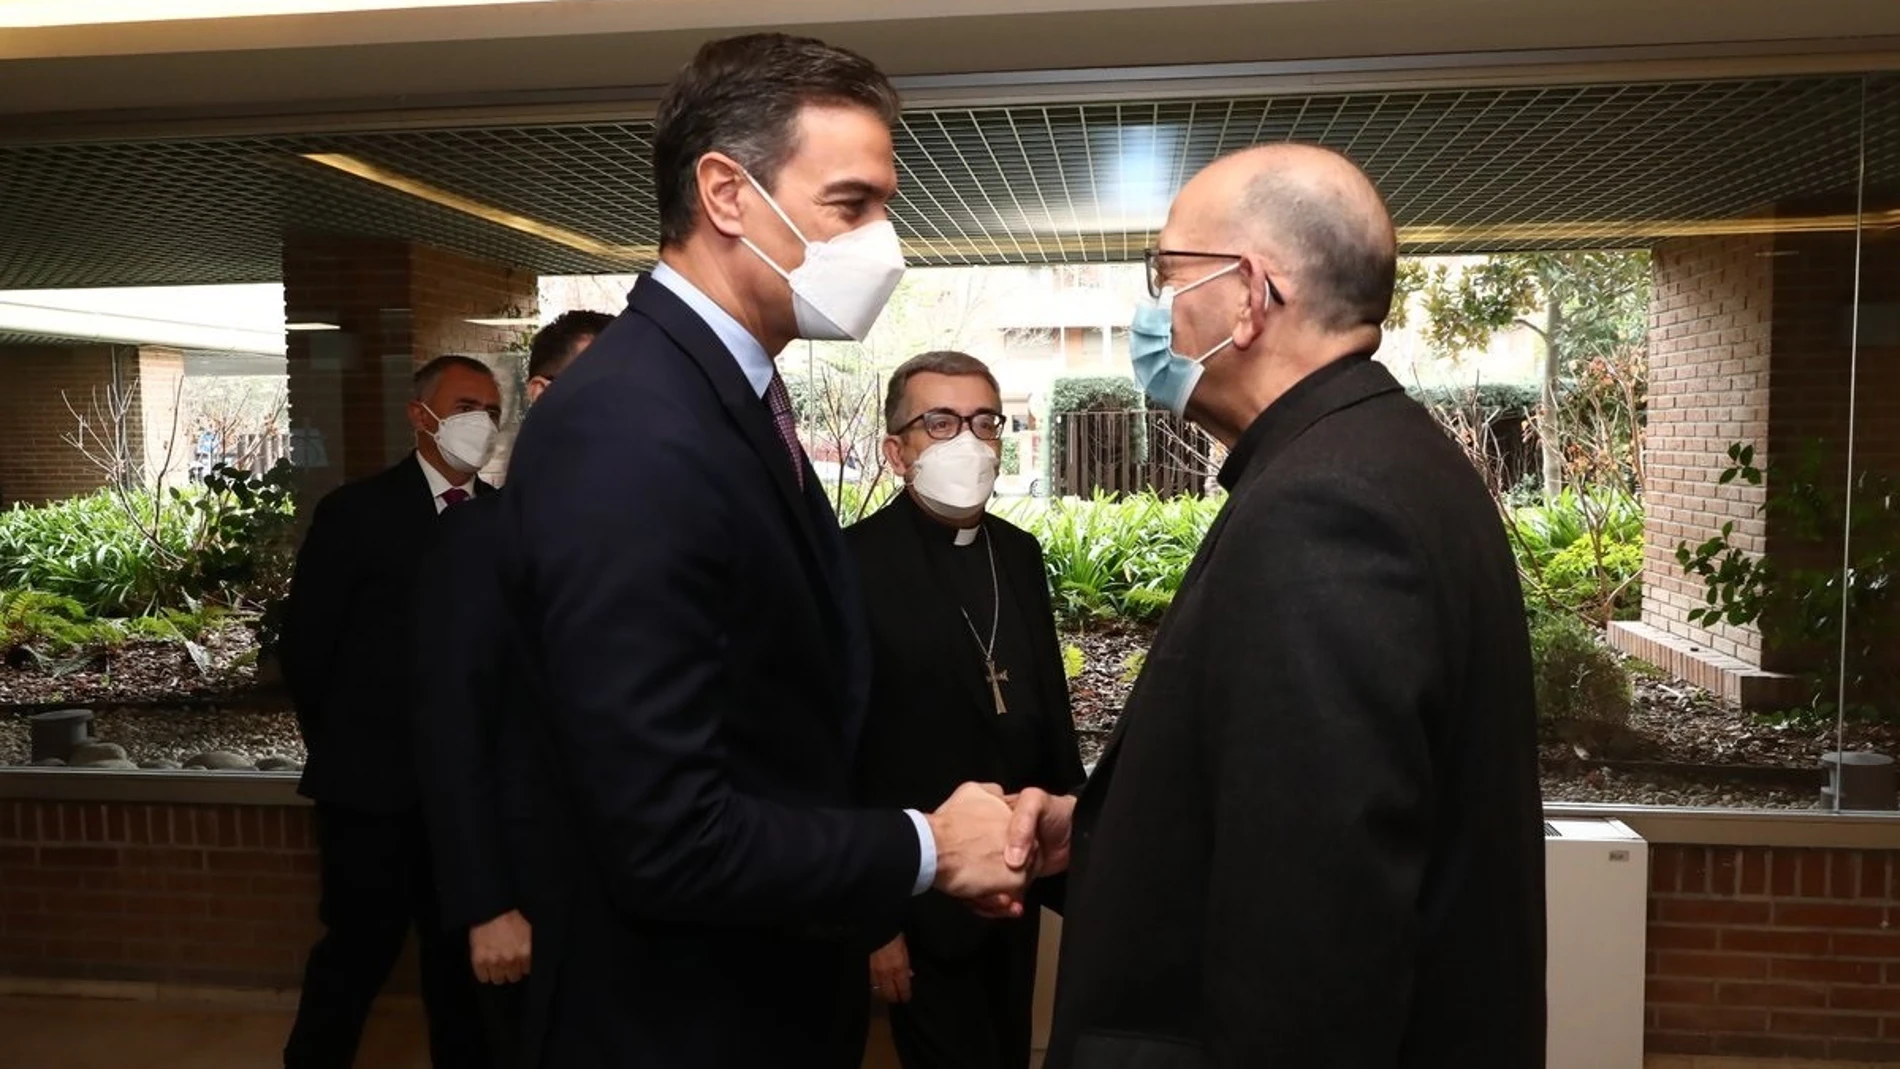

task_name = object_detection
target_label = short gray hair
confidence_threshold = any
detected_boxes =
[883,351,1002,432]
[412,354,498,402]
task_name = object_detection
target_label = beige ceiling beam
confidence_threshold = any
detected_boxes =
[2,0,1899,142]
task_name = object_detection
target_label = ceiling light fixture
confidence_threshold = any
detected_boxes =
[300,153,647,261]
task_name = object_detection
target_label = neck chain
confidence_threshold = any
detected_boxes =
[956,523,1009,715]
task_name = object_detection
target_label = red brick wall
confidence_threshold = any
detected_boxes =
[0,798,324,990]
[1648,844,1900,1062]
[1642,236,1775,665]
[134,346,194,495]
[282,234,534,506]
[7,798,1900,1061]
[0,344,132,506]
[1642,223,1900,683]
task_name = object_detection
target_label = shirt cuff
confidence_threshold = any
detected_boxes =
[905,809,937,896]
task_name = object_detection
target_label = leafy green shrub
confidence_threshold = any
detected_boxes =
[1061,644,1085,680]
[1000,437,1021,477]
[1044,376,1147,496]
[1120,649,1147,684]
[1530,614,1632,728]
[121,605,222,644]
[827,478,902,527]
[0,490,190,616]
[1677,441,1900,723]
[1543,537,1643,620]
[0,462,296,625]
[1509,488,1644,625]
[0,589,124,654]
[1001,492,1219,624]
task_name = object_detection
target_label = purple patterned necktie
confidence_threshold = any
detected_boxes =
[764,372,806,490]
[439,487,470,508]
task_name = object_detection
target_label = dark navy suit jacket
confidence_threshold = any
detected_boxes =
[495,275,919,1067]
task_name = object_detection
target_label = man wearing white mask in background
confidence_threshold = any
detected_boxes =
[848,351,1086,1069]
[282,354,501,1069]
[495,35,1035,1069]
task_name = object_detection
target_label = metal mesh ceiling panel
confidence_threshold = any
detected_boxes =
[0,73,1894,289]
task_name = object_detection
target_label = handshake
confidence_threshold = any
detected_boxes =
[924,783,1078,916]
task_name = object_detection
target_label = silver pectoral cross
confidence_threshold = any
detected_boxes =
[985,659,1009,715]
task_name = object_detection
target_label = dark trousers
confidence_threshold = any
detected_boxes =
[889,919,1039,1069]
[284,804,487,1069]
[477,979,526,1069]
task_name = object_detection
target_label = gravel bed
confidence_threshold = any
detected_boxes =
[1059,623,1883,810]
[0,707,303,769]
[0,622,261,706]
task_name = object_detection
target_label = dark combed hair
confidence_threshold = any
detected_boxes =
[883,350,1001,432]
[652,33,900,248]
[528,310,614,380]
[1240,166,1397,332]
[412,354,497,401]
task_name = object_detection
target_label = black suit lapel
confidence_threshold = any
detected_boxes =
[628,276,836,585]
[627,274,857,696]
[396,453,440,530]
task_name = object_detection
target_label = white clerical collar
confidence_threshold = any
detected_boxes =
[953,525,981,547]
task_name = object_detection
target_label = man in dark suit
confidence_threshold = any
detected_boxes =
[414,311,611,1069]
[281,354,503,1069]
[849,350,1086,1069]
[1008,145,1548,1068]
[494,34,1032,1069]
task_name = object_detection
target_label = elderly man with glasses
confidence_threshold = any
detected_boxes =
[846,350,1086,1069]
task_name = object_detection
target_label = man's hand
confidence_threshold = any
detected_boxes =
[1008,789,1077,877]
[927,782,1028,909]
[869,934,913,1004]
[469,909,532,984]
[961,789,1080,919]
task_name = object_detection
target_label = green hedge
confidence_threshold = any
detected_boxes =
[1406,382,1540,418]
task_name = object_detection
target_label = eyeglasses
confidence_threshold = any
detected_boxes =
[895,408,1006,441]
[1144,247,1242,299]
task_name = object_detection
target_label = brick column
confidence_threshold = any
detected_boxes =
[1637,235,1775,669]
[134,346,192,496]
[282,235,535,507]
[0,343,201,507]
[1616,215,1900,705]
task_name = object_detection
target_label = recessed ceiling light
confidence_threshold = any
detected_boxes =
[285,322,341,331]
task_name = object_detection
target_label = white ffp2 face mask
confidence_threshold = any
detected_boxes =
[424,407,498,474]
[739,170,907,342]
[909,431,999,521]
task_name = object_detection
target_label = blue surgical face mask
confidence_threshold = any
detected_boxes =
[1129,262,1239,419]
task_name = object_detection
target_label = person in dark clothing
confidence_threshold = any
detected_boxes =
[848,351,1085,1069]
[1008,144,1548,1069]
[488,33,1031,1069]
[414,311,611,1069]
[280,354,504,1069]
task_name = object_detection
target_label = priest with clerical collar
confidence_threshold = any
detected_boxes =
[846,350,1086,1069]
